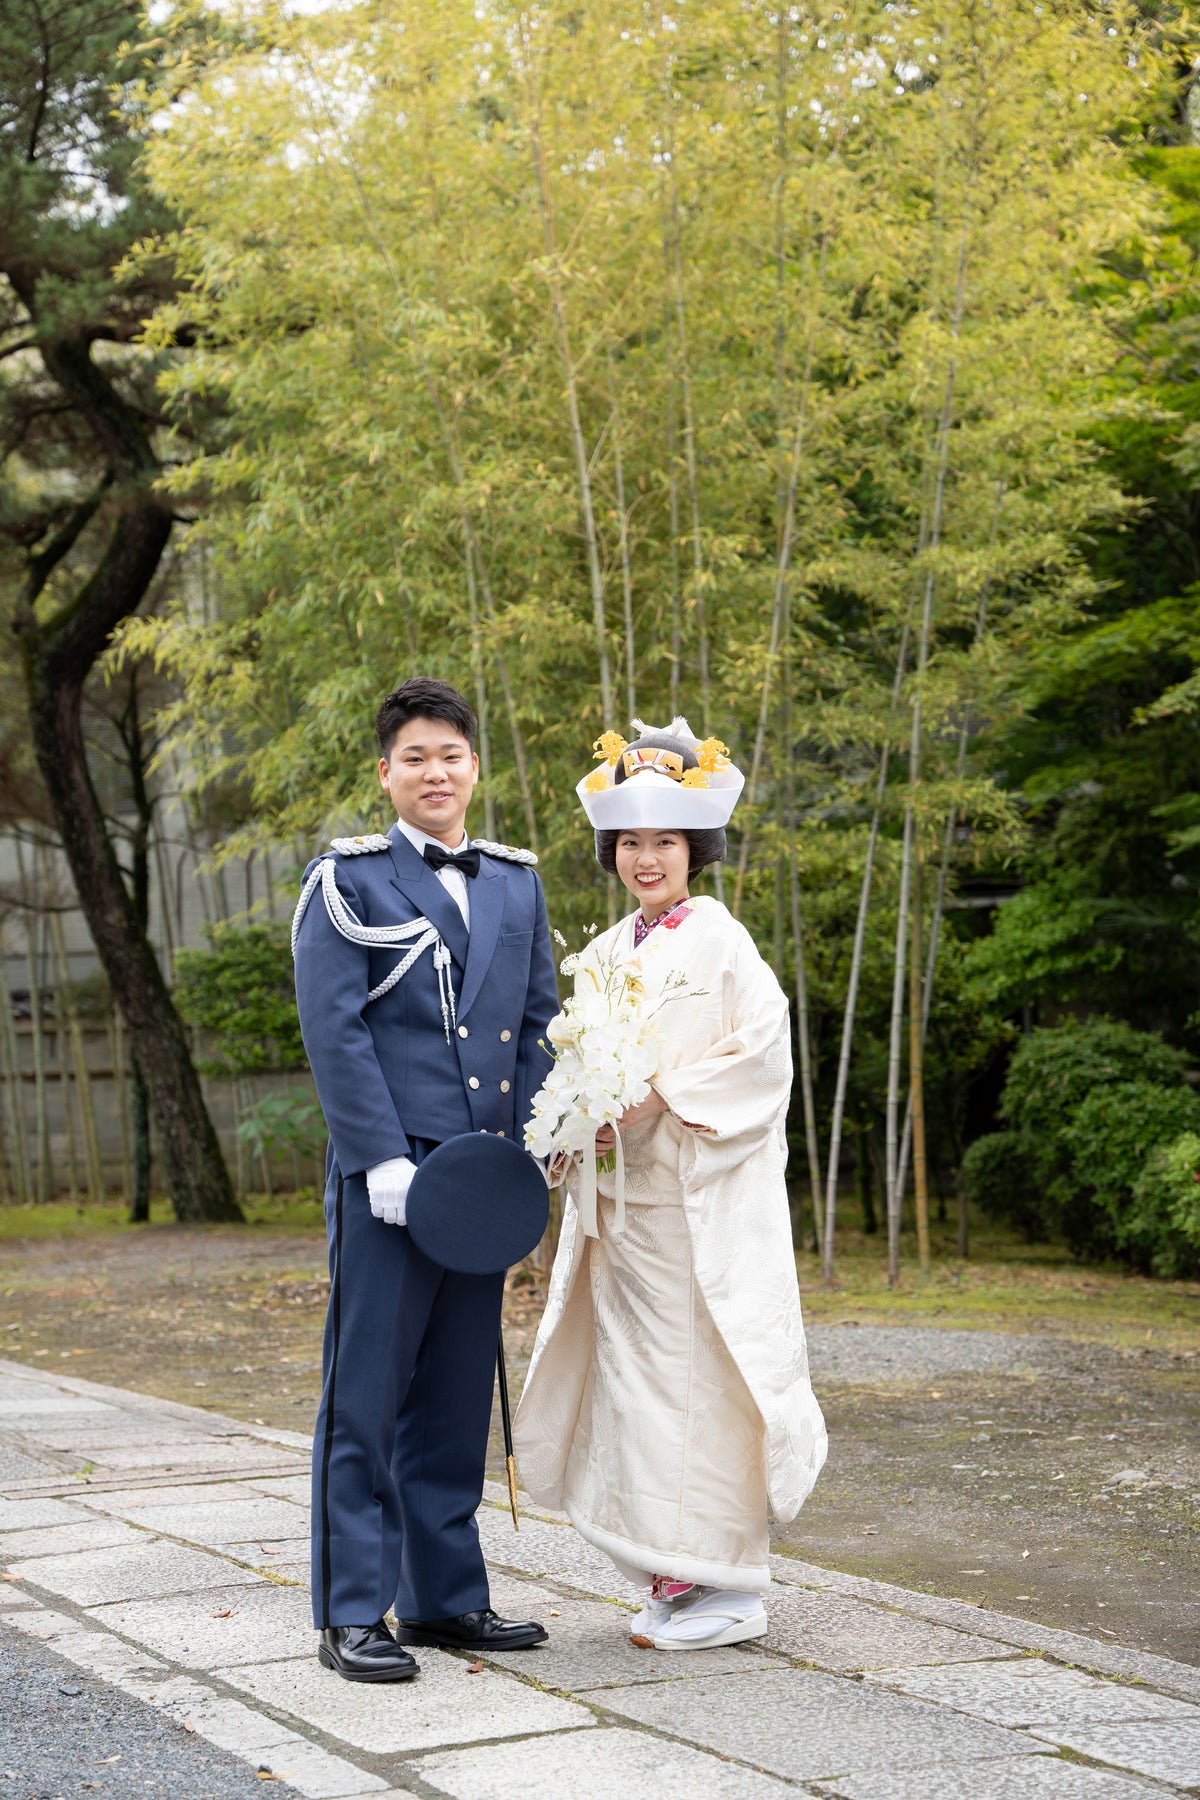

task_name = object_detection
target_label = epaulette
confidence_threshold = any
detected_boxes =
[474,838,539,867]
[329,833,392,856]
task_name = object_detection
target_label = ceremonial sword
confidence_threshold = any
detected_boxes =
[496,1332,520,1530]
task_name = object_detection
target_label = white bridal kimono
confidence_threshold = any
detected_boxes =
[514,896,827,1592]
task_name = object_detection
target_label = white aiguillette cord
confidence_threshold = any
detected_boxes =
[579,1124,625,1240]
[292,858,458,1041]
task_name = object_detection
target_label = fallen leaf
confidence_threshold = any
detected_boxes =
[1,1573,22,1583]
[860,1526,878,1536]
[258,1546,280,1555]
[182,1719,196,1733]
[548,1609,561,1617]
[629,1634,654,1649]
[466,1660,484,1674]
[212,1608,238,1618]
[97,1756,121,1765]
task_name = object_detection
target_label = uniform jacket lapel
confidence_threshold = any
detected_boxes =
[385,825,470,969]
[457,854,502,1023]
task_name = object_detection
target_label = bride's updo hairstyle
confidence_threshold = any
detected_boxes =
[593,730,727,877]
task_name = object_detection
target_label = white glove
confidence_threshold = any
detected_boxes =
[366,1155,417,1226]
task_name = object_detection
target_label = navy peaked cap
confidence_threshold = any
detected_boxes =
[405,1133,549,1275]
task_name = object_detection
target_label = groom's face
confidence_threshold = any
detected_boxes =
[379,716,479,846]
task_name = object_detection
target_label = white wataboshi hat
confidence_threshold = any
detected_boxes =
[576,716,745,830]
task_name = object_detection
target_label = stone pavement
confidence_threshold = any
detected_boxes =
[1,1357,1198,1800]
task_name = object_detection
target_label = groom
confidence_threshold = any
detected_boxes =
[293,676,559,1681]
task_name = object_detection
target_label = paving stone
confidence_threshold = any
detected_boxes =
[0,1496,91,1530]
[1026,1720,1200,1786]
[765,1587,1013,1673]
[81,1479,268,1514]
[7,1538,262,1605]
[3,1601,78,1642]
[484,1572,778,1689]
[770,1559,1200,1708]
[812,1756,1164,1798]
[58,1438,293,1472]
[224,1650,595,1754]
[0,1439,59,1479]
[476,1507,638,1599]
[40,1623,171,1683]
[600,1668,1043,1784]
[418,1723,801,1798]
[0,1518,145,1559]
[867,1660,1200,1727]
[233,1743,387,1798]
[0,1582,37,1608]
[248,1475,313,1505]
[104,1495,309,1547]
[152,1693,302,1753]
[91,1580,313,1668]
[0,1396,122,1418]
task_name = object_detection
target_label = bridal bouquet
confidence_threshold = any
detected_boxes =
[525,939,700,1235]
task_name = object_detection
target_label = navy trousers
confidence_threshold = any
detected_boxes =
[310,1141,505,1628]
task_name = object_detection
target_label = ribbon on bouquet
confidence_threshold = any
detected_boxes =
[579,1124,626,1240]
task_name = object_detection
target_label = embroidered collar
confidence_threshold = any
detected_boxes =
[633,899,693,947]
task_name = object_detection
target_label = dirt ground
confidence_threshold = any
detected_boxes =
[2,1221,1197,1666]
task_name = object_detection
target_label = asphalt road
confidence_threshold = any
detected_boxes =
[0,1619,300,1800]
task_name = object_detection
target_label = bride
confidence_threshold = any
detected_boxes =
[514,718,826,1652]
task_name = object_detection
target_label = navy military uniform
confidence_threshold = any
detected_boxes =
[292,822,557,1629]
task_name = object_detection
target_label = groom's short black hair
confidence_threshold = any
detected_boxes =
[376,678,477,759]
[593,728,726,877]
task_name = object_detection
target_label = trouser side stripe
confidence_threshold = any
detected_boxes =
[320,1175,344,1623]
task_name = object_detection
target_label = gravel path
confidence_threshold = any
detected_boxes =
[0,1619,300,1800]
[806,1323,1041,1383]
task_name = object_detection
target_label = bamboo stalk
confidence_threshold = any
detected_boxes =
[464,545,498,842]
[664,124,709,736]
[607,350,638,724]
[49,901,105,1204]
[884,803,913,1285]
[523,55,614,729]
[300,57,541,850]
[109,1005,132,1201]
[0,928,31,1204]
[732,231,831,918]
[821,613,911,1282]
[909,835,930,1275]
[14,838,50,1203]
[885,222,970,1271]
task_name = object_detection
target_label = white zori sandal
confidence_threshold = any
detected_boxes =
[649,1586,768,1651]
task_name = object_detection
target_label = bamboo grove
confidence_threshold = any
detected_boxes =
[107,0,1192,1273]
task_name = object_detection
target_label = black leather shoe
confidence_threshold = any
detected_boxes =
[318,1621,420,1682]
[397,1607,548,1651]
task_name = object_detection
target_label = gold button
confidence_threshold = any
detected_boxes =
[500,1029,512,1043]
[458,1025,469,1038]
[500,1080,510,1093]
[468,1076,480,1090]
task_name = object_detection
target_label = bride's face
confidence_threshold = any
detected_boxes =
[614,829,691,917]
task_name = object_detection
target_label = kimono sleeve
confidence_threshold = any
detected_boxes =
[653,930,792,1152]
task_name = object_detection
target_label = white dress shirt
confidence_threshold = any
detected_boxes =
[393,816,471,929]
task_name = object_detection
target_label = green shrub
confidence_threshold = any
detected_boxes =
[1129,1130,1200,1277]
[175,922,306,1077]
[1065,1080,1200,1267]
[1000,1018,1187,1142]
[961,1132,1049,1241]
[962,1018,1197,1266]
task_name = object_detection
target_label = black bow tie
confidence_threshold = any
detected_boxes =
[424,842,480,879]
